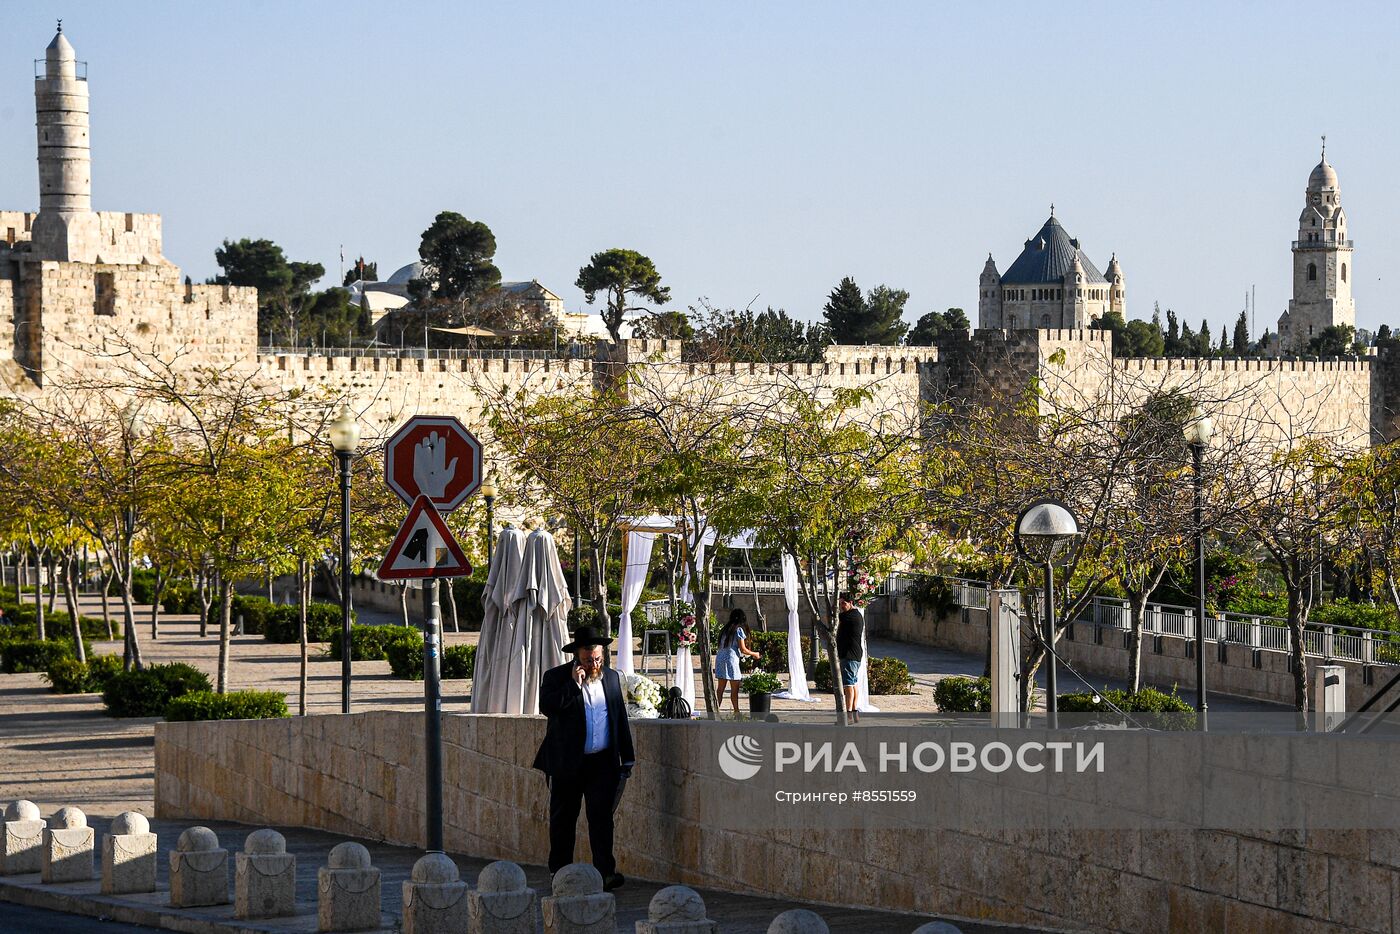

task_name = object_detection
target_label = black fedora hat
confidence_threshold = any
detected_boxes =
[562,625,613,653]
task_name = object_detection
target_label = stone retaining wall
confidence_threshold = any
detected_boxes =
[156,712,1400,932]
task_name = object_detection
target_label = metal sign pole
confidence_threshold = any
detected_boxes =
[422,578,444,852]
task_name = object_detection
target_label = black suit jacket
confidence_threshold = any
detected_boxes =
[532,663,635,779]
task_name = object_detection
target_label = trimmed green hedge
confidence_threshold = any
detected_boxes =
[102,662,212,718]
[231,595,274,635]
[812,656,915,695]
[384,636,475,680]
[164,690,288,721]
[1,639,91,674]
[0,611,114,643]
[743,631,811,674]
[44,654,123,694]
[328,624,417,661]
[1057,686,1196,729]
[934,675,991,712]
[262,602,344,644]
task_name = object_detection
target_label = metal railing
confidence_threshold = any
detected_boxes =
[917,574,1400,666]
[1292,239,1354,250]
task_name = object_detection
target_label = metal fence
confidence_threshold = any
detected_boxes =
[922,574,1400,666]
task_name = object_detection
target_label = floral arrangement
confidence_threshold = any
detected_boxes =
[623,672,662,719]
[846,564,878,608]
[741,670,783,695]
[676,614,697,649]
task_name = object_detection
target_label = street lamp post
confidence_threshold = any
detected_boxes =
[328,404,361,715]
[1015,499,1081,730]
[481,478,497,575]
[1185,411,1214,731]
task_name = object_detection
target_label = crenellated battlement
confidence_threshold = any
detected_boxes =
[1119,355,1373,374]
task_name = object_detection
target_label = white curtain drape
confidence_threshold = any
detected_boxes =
[502,528,572,714]
[617,531,656,674]
[470,527,527,713]
[678,526,719,604]
[674,646,695,713]
[854,607,879,713]
[773,553,814,701]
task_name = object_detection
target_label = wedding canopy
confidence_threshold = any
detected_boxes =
[499,527,572,714]
[470,527,526,714]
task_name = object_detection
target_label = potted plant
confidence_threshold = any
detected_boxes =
[742,670,782,717]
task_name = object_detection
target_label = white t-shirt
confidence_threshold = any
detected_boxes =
[582,677,610,754]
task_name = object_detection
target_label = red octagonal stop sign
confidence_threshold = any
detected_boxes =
[384,415,483,512]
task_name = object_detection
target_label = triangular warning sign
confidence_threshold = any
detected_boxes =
[377,495,473,580]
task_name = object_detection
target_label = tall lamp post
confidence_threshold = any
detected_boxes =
[481,477,497,575]
[1015,499,1081,730]
[1185,411,1213,731]
[328,405,360,715]
[119,400,145,667]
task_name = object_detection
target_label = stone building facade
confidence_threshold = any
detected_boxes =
[978,211,1125,331]
[1277,144,1356,353]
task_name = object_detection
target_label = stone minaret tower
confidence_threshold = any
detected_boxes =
[978,254,1002,328]
[1106,254,1126,318]
[31,23,99,262]
[1279,140,1355,352]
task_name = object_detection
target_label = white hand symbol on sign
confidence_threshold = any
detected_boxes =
[412,431,458,499]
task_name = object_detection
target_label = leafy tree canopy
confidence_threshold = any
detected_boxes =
[575,248,671,343]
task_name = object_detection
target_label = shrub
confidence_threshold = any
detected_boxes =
[262,602,344,644]
[329,624,419,661]
[567,604,600,630]
[1,639,79,674]
[450,575,488,630]
[385,634,425,679]
[1223,587,1290,619]
[44,654,124,693]
[907,576,957,619]
[1057,685,1196,729]
[102,662,212,718]
[164,690,288,721]
[1312,600,1398,633]
[934,676,991,712]
[741,670,782,695]
[443,644,476,679]
[811,656,915,695]
[231,595,275,635]
[743,631,811,674]
[161,582,200,615]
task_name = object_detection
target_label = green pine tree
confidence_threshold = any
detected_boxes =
[822,276,866,344]
[1196,318,1213,356]
[1233,311,1249,356]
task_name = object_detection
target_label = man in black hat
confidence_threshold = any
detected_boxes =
[532,625,635,891]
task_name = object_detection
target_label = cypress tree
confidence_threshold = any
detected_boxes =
[1233,311,1249,356]
[1197,318,1213,356]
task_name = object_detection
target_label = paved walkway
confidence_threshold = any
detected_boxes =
[0,817,1036,933]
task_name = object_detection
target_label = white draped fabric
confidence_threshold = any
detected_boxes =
[854,608,880,713]
[617,531,656,674]
[470,527,527,713]
[501,529,572,714]
[678,526,718,604]
[773,553,814,701]
[674,646,695,713]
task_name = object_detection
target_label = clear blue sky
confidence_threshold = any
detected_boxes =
[3,1,1399,339]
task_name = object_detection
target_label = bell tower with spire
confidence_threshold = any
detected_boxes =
[1277,139,1355,353]
[31,21,101,262]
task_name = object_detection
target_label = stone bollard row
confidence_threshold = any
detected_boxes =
[470,859,537,934]
[102,811,156,895]
[1,800,44,875]
[170,826,229,907]
[639,884,717,933]
[766,910,964,934]
[43,806,95,883]
[318,841,381,932]
[236,828,296,920]
[544,863,614,934]
[402,852,469,934]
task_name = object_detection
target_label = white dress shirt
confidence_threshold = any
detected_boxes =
[581,677,610,754]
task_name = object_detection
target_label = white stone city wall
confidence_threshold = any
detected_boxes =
[155,711,1400,933]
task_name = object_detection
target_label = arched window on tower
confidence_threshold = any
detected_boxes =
[1308,263,1317,281]
[1041,314,1050,328]
[1342,263,1347,282]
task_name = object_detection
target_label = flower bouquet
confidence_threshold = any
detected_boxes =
[623,672,662,719]
[676,614,697,649]
[846,564,877,608]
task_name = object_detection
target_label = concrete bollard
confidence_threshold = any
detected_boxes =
[169,826,230,908]
[1313,664,1346,732]
[468,860,537,934]
[235,828,297,919]
[401,852,468,934]
[911,924,964,934]
[101,811,157,895]
[636,885,718,933]
[768,909,830,934]
[542,863,614,934]
[1,800,44,875]
[317,841,381,933]
[42,806,95,883]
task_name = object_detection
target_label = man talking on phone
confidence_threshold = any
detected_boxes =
[532,625,634,891]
